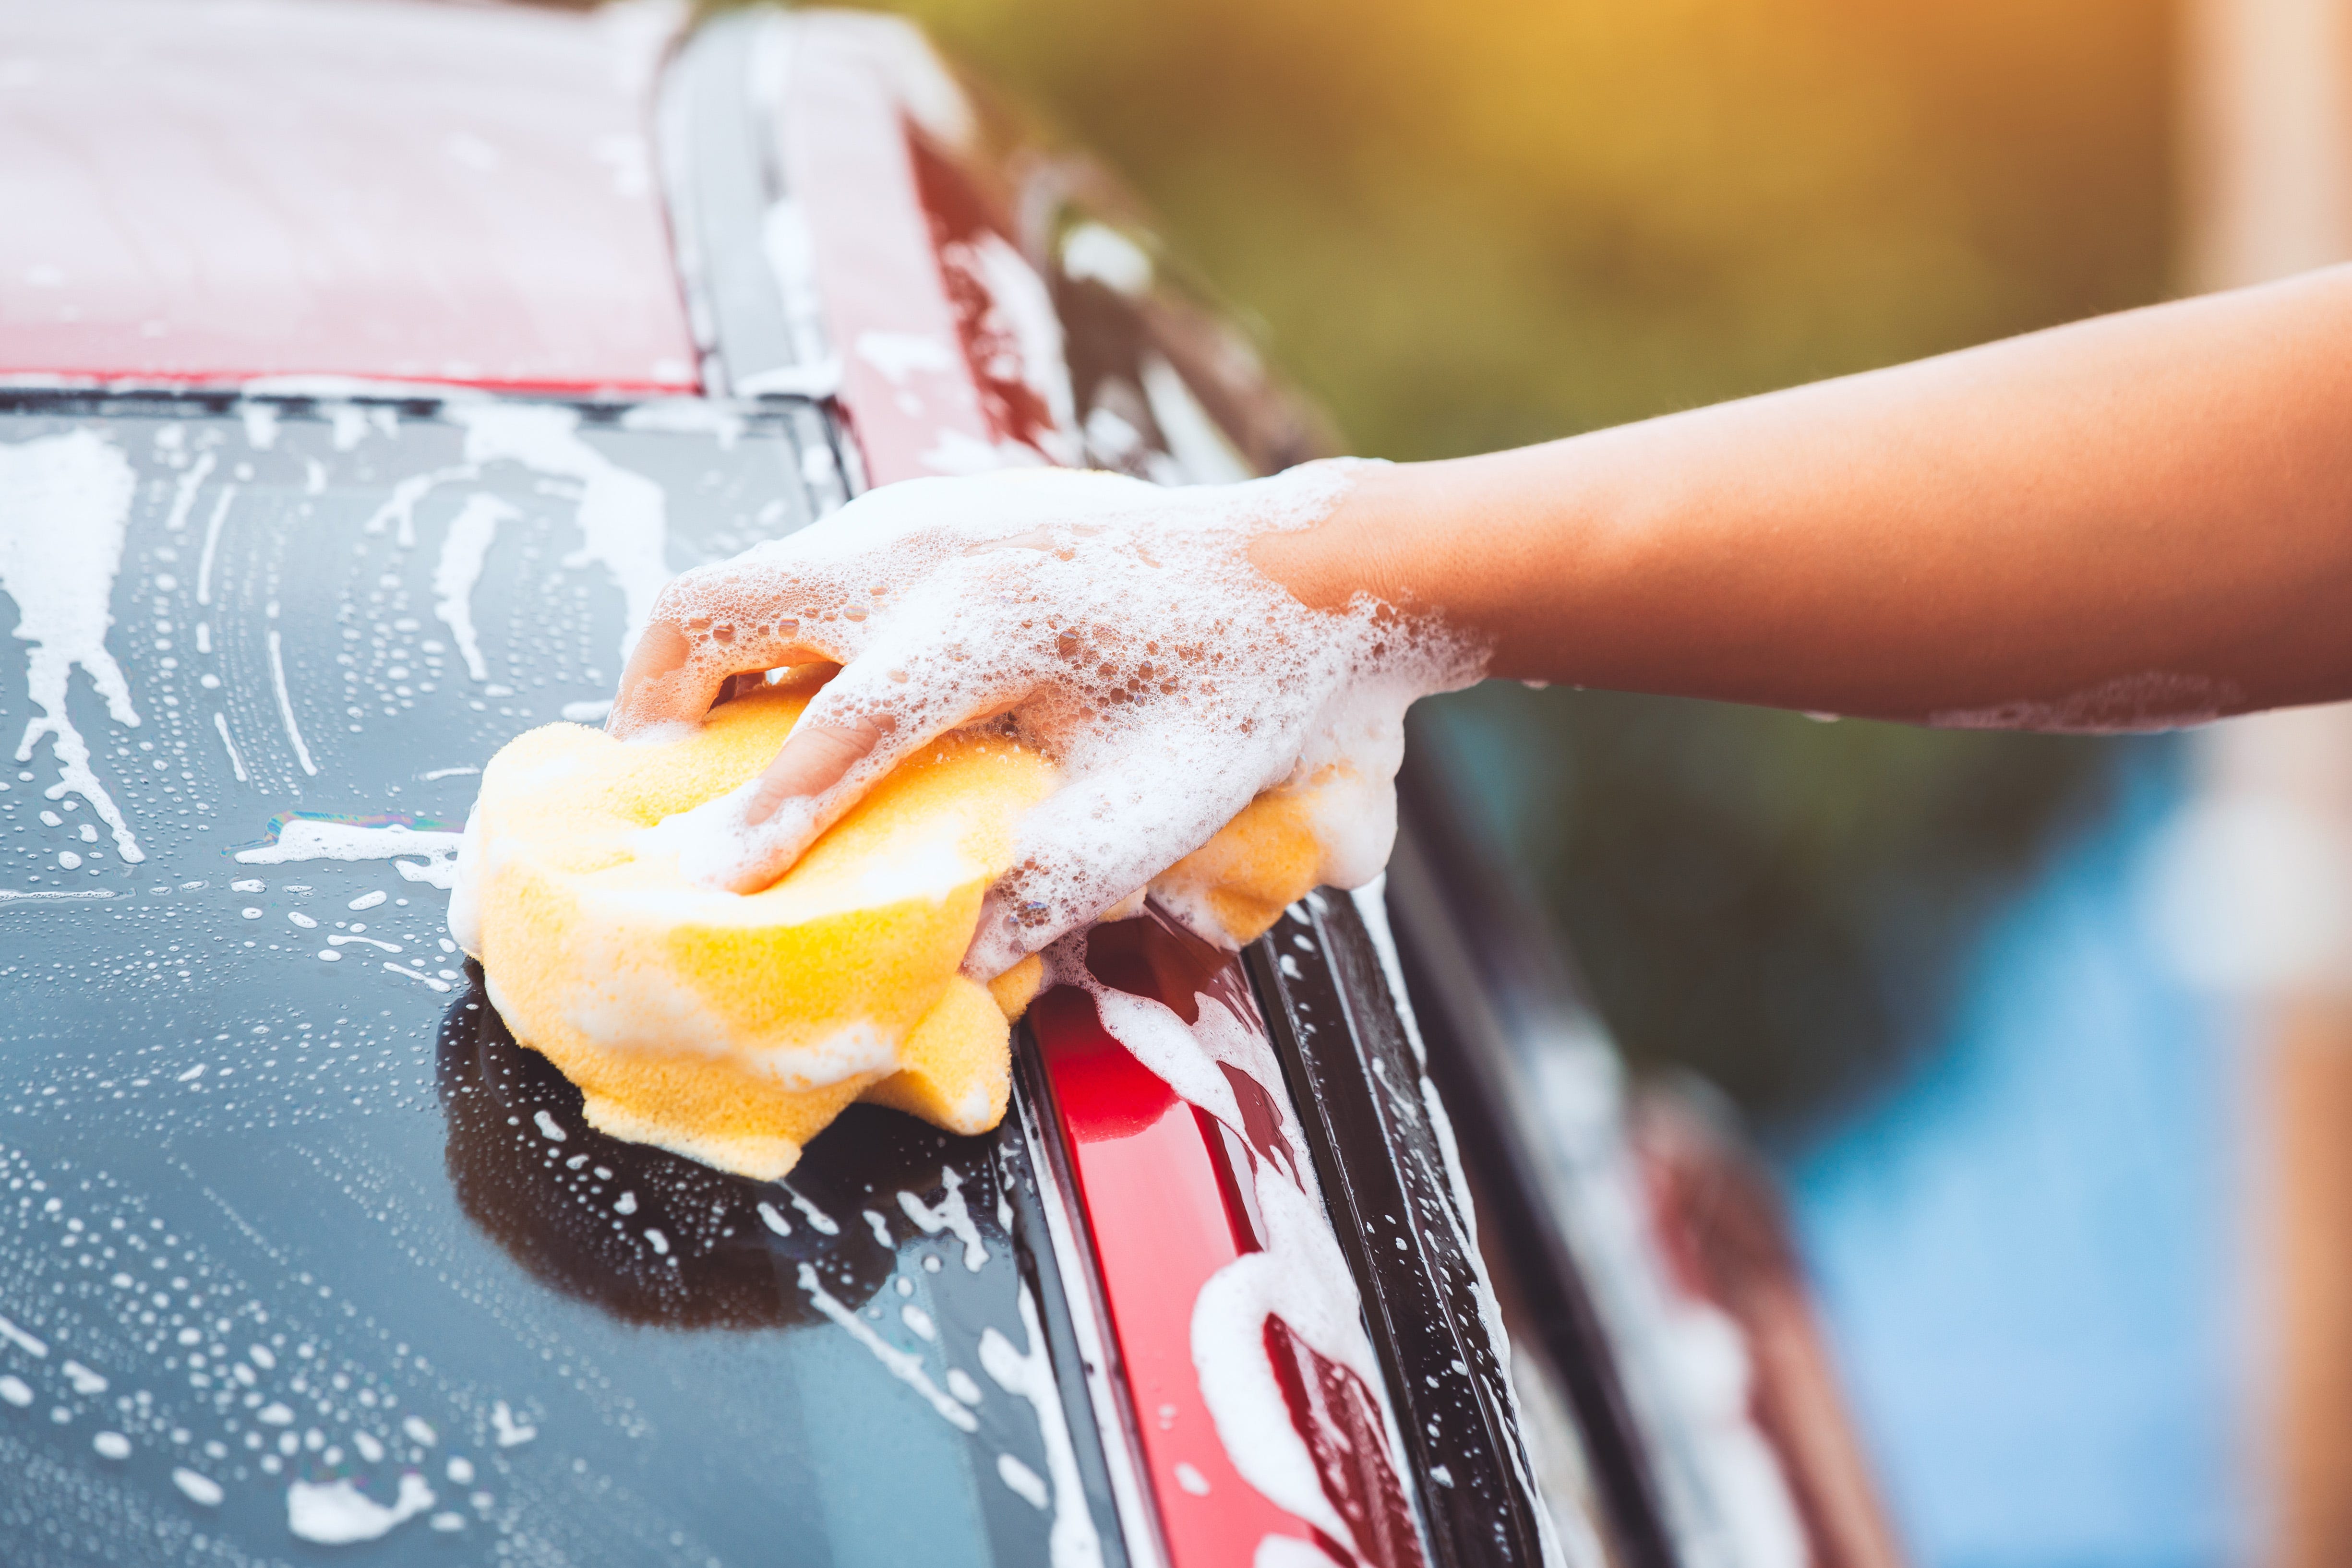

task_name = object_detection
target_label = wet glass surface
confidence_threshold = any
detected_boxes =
[0,398,1110,1566]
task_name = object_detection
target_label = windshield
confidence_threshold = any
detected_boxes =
[0,395,1120,1567]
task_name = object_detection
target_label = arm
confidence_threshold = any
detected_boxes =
[1260,263,2352,727]
[611,265,2352,959]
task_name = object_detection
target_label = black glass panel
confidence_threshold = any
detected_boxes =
[0,398,1112,1567]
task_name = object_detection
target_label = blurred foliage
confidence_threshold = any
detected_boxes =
[871,0,2173,456]
[794,0,2173,1130]
[1418,691,2149,1132]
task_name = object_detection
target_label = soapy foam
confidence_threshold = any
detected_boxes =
[361,404,672,672]
[647,464,1483,966]
[432,493,520,681]
[454,404,670,661]
[979,1282,1106,1568]
[194,486,234,606]
[1190,1144,1403,1558]
[163,450,216,534]
[286,1472,435,1545]
[796,1262,978,1433]
[1928,669,2243,733]
[234,820,465,888]
[896,1165,988,1272]
[0,430,146,863]
[1047,913,1411,1556]
[265,628,317,776]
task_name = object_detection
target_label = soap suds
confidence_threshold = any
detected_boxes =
[1052,910,1412,1559]
[998,1453,1050,1509]
[0,430,146,862]
[287,1473,435,1544]
[797,1263,977,1433]
[455,405,670,662]
[644,464,1482,969]
[0,1311,50,1357]
[783,1187,840,1235]
[194,486,235,606]
[162,450,216,534]
[1190,1157,1404,1558]
[235,819,464,888]
[1928,669,2242,733]
[896,1166,987,1272]
[266,629,316,776]
[212,712,248,783]
[491,1400,537,1447]
[360,404,672,670]
[432,494,520,681]
[980,1282,1104,1568]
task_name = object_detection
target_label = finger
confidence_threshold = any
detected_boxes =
[744,716,890,824]
[606,575,852,739]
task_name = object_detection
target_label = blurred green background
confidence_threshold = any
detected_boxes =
[875,0,2175,1135]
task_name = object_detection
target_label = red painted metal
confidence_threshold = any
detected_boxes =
[1033,914,1423,1568]
[1031,981,1308,1566]
[775,12,1077,485]
[0,0,698,394]
[774,21,1423,1558]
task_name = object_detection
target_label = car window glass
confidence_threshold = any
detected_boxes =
[0,398,1117,1568]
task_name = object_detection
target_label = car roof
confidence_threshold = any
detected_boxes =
[0,0,700,395]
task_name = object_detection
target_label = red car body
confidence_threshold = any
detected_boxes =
[0,5,1896,1567]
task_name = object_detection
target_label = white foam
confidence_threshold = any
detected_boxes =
[194,486,235,606]
[490,1400,536,1447]
[1060,224,1152,298]
[783,1186,840,1235]
[797,1262,977,1433]
[0,430,145,862]
[1040,915,1408,1561]
[998,1453,1049,1509]
[0,1313,49,1357]
[212,712,248,783]
[265,628,316,776]
[163,450,216,534]
[1190,1171,1400,1557]
[432,494,520,681]
[1050,928,1306,1187]
[235,820,464,887]
[286,1473,434,1544]
[980,1282,1105,1568]
[642,465,1483,969]
[454,405,670,662]
[241,403,280,452]
[895,1166,988,1272]
[172,1467,224,1507]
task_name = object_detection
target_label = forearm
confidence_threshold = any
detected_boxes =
[1260,264,2352,728]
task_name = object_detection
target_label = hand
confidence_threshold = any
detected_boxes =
[609,465,1481,975]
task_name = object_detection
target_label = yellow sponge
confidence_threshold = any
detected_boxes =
[460,687,1055,1178]
[460,685,1329,1179]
